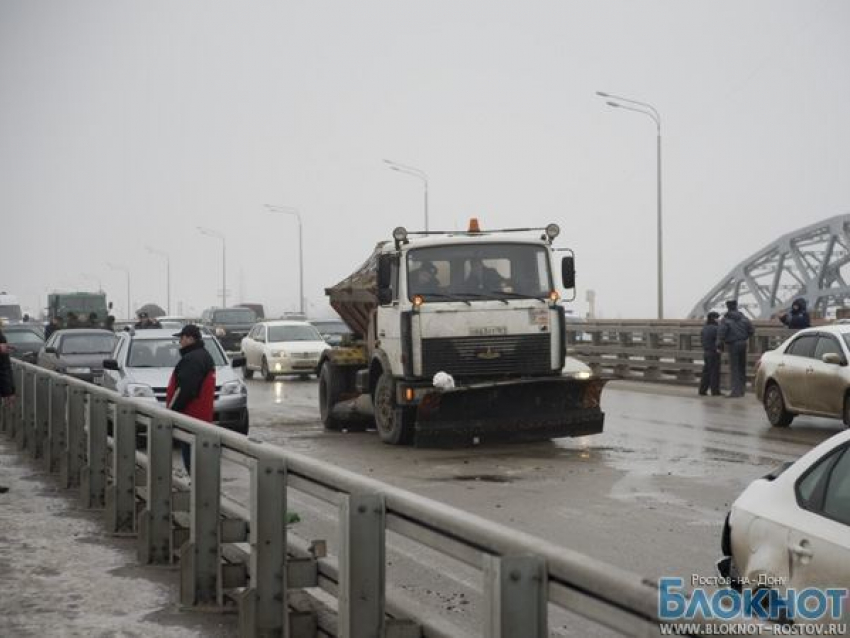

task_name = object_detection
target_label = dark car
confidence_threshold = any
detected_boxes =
[200,307,256,352]
[3,325,45,363]
[37,329,117,384]
[309,319,353,346]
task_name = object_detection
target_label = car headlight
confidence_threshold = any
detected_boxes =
[125,383,154,398]
[275,350,288,358]
[572,371,592,380]
[215,327,226,337]
[221,380,245,396]
[66,367,92,374]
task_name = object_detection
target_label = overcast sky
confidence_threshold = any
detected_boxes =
[1,1,848,320]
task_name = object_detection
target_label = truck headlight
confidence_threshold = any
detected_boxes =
[125,383,154,398]
[215,327,226,337]
[221,380,245,396]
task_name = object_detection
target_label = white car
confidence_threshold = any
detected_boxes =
[240,320,329,381]
[718,428,850,624]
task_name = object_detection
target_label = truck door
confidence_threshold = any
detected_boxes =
[376,257,402,376]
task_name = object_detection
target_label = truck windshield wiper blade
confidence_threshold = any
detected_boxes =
[485,291,548,303]
[419,292,472,306]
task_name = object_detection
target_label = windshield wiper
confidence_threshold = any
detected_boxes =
[485,290,548,303]
[417,292,472,306]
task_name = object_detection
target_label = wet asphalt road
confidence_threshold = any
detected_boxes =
[241,376,842,577]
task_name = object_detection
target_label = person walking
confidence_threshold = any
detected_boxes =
[0,327,15,493]
[166,325,215,473]
[44,316,61,340]
[779,298,811,329]
[717,300,754,398]
[698,312,722,396]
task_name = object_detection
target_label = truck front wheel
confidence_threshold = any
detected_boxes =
[374,373,414,445]
[319,362,345,431]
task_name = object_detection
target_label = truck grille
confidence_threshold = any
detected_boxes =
[421,334,551,378]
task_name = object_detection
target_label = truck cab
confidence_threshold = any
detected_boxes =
[319,221,604,446]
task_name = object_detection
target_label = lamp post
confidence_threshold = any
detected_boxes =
[384,159,429,231]
[106,263,131,320]
[597,91,664,319]
[264,205,304,315]
[146,246,171,315]
[197,226,227,309]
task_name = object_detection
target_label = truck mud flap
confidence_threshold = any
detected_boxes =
[413,377,605,447]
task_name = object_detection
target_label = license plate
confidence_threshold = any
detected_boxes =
[470,326,507,336]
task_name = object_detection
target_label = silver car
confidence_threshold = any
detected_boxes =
[755,325,850,428]
[101,328,249,434]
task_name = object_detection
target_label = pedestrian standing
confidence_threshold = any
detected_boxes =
[779,298,811,329]
[0,327,15,493]
[717,300,755,398]
[44,316,60,340]
[698,312,722,396]
[166,325,215,473]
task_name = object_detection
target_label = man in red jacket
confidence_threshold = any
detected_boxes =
[167,324,215,472]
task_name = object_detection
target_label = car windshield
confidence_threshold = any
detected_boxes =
[0,305,22,321]
[268,325,323,342]
[213,309,256,325]
[5,331,43,346]
[407,242,553,302]
[127,338,227,367]
[60,334,116,354]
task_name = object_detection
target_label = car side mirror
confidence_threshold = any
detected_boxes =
[561,256,576,289]
[45,346,57,355]
[103,359,119,371]
[822,353,843,365]
[108,301,113,310]
[231,356,246,368]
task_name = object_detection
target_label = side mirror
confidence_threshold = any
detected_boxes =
[108,301,114,310]
[45,346,57,355]
[231,356,246,368]
[377,253,395,305]
[103,359,119,371]
[561,256,576,289]
[822,353,843,365]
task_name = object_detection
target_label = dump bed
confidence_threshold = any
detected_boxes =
[324,243,386,339]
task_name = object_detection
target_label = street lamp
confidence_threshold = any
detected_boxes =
[264,205,304,315]
[597,91,664,319]
[384,159,429,231]
[197,226,227,309]
[106,263,131,320]
[146,245,171,315]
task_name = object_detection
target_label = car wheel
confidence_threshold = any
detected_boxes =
[764,382,793,427]
[242,356,254,379]
[261,357,274,382]
[374,372,414,445]
[319,362,344,431]
[236,408,249,435]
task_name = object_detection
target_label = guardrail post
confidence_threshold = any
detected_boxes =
[180,430,222,607]
[239,454,287,638]
[339,492,386,638]
[138,415,173,564]
[483,554,547,638]
[60,385,86,488]
[106,401,136,534]
[16,368,28,450]
[47,378,67,473]
[34,373,50,460]
[81,393,108,509]
[25,370,38,457]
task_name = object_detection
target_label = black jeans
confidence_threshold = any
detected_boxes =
[699,351,721,395]
[727,340,748,396]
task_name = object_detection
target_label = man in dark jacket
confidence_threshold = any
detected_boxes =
[699,312,722,396]
[0,328,13,493]
[717,300,755,398]
[779,298,811,329]
[167,324,216,472]
[44,316,61,340]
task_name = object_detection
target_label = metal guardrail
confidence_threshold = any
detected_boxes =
[566,320,796,387]
[0,359,725,638]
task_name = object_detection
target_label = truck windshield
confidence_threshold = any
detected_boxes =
[59,296,106,312]
[407,243,552,302]
[213,309,256,325]
[0,305,22,321]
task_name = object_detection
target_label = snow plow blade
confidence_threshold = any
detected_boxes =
[413,377,605,447]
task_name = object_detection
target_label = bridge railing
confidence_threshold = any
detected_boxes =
[1,359,730,638]
[566,320,794,387]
